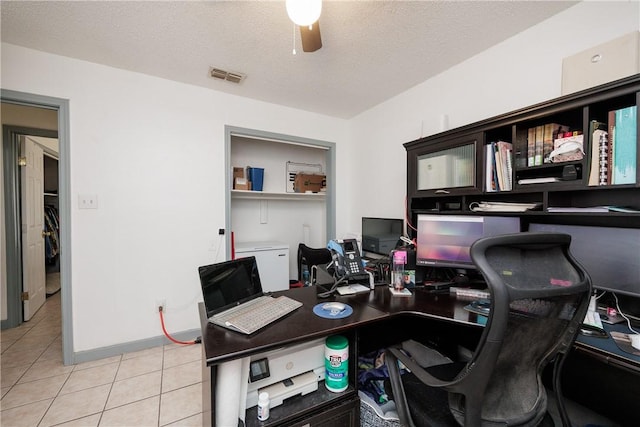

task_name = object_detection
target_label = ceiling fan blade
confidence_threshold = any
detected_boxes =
[300,21,322,52]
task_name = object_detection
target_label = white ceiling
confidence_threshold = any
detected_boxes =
[1,1,578,119]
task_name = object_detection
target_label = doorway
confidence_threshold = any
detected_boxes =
[1,90,73,365]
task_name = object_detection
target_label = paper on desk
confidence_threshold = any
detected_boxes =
[609,332,640,356]
[336,284,370,295]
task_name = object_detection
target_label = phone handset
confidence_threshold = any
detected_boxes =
[327,239,365,278]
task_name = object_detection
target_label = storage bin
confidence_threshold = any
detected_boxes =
[247,167,264,191]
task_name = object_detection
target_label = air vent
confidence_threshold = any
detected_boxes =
[209,67,246,84]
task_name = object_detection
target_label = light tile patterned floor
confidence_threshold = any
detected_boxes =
[1,292,204,426]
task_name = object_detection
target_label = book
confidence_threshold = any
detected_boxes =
[612,106,637,185]
[494,142,504,191]
[485,143,497,192]
[547,206,610,213]
[607,206,640,213]
[534,125,544,166]
[497,141,513,191]
[527,127,535,167]
[607,109,616,185]
[504,147,513,190]
[598,127,609,185]
[588,120,607,186]
[470,201,541,212]
[517,177,561,185]
[547,205,640,213]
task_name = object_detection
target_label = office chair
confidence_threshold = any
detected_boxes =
[385,232,592,427]
[297,243,332,284]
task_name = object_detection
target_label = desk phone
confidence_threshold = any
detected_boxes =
[328,239,366,278]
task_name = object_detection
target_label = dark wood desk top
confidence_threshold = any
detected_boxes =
[200,286,389,365]
[200,285,639,372]
[200,285,487,366]
[353,286,486,326]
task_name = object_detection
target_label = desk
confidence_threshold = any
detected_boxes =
[200,286,640,426]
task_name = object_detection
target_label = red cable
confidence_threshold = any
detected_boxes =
[159,308,197,345]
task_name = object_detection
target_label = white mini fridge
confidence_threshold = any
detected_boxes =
[235,241,290,292]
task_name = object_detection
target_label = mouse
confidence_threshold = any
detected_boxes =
[579,324,608,338]
[322,302,347,313]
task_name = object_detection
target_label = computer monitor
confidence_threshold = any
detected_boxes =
[528,223,640,298]
[361,217,404,256]
[416,214,521,269]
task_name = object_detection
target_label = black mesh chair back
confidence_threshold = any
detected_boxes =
[386,232,592,427]
[297,243,332,283]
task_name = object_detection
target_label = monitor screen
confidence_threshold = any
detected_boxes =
[362,217,404,255]
[528,223,640,298]
[416,214,521,269]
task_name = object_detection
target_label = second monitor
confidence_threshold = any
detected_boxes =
[362,217,404,256]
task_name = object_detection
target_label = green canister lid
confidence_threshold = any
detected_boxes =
[326,335,348,350]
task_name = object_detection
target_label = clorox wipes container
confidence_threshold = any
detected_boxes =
[325,335,349,392]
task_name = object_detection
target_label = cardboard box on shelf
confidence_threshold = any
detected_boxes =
[233,167,251,190]
[294,173,325,193]
[234,177,250,191]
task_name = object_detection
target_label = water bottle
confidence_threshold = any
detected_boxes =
[392,250,407,290]
[303,268,310,286]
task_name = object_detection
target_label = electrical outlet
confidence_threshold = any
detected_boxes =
[156,299,166,312]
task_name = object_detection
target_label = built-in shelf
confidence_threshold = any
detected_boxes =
[231,189,326,201]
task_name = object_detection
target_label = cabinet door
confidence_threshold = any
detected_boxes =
[237,247,290,292]
[407,132,482,197]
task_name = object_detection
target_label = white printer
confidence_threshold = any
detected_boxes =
[246,338,326,408]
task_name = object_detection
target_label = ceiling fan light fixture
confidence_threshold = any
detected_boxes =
[286,0,322,27]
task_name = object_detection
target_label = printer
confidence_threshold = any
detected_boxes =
[245,338,325,409]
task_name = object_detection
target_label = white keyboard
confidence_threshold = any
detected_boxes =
[212,296,302,334]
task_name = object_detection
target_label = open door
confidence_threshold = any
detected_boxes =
[20,135,46,320]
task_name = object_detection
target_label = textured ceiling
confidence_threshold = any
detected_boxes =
[1,1,577,119]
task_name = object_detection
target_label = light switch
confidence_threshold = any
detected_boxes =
[78,194,98,209]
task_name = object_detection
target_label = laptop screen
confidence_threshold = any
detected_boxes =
[198,256,264,317]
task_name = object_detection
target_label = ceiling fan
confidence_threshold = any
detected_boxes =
[286,0,323,53]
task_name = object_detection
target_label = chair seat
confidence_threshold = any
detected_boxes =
[389,371,459,427]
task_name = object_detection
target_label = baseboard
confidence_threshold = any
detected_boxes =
[72,327,201,365]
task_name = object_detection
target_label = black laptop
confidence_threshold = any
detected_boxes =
[198,256,265,316]
[198,256,301,334]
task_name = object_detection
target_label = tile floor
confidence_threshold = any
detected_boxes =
[1,291,204,426]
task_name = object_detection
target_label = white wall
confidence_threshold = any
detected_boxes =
[1,43,349,352]
[348,1,640,235]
